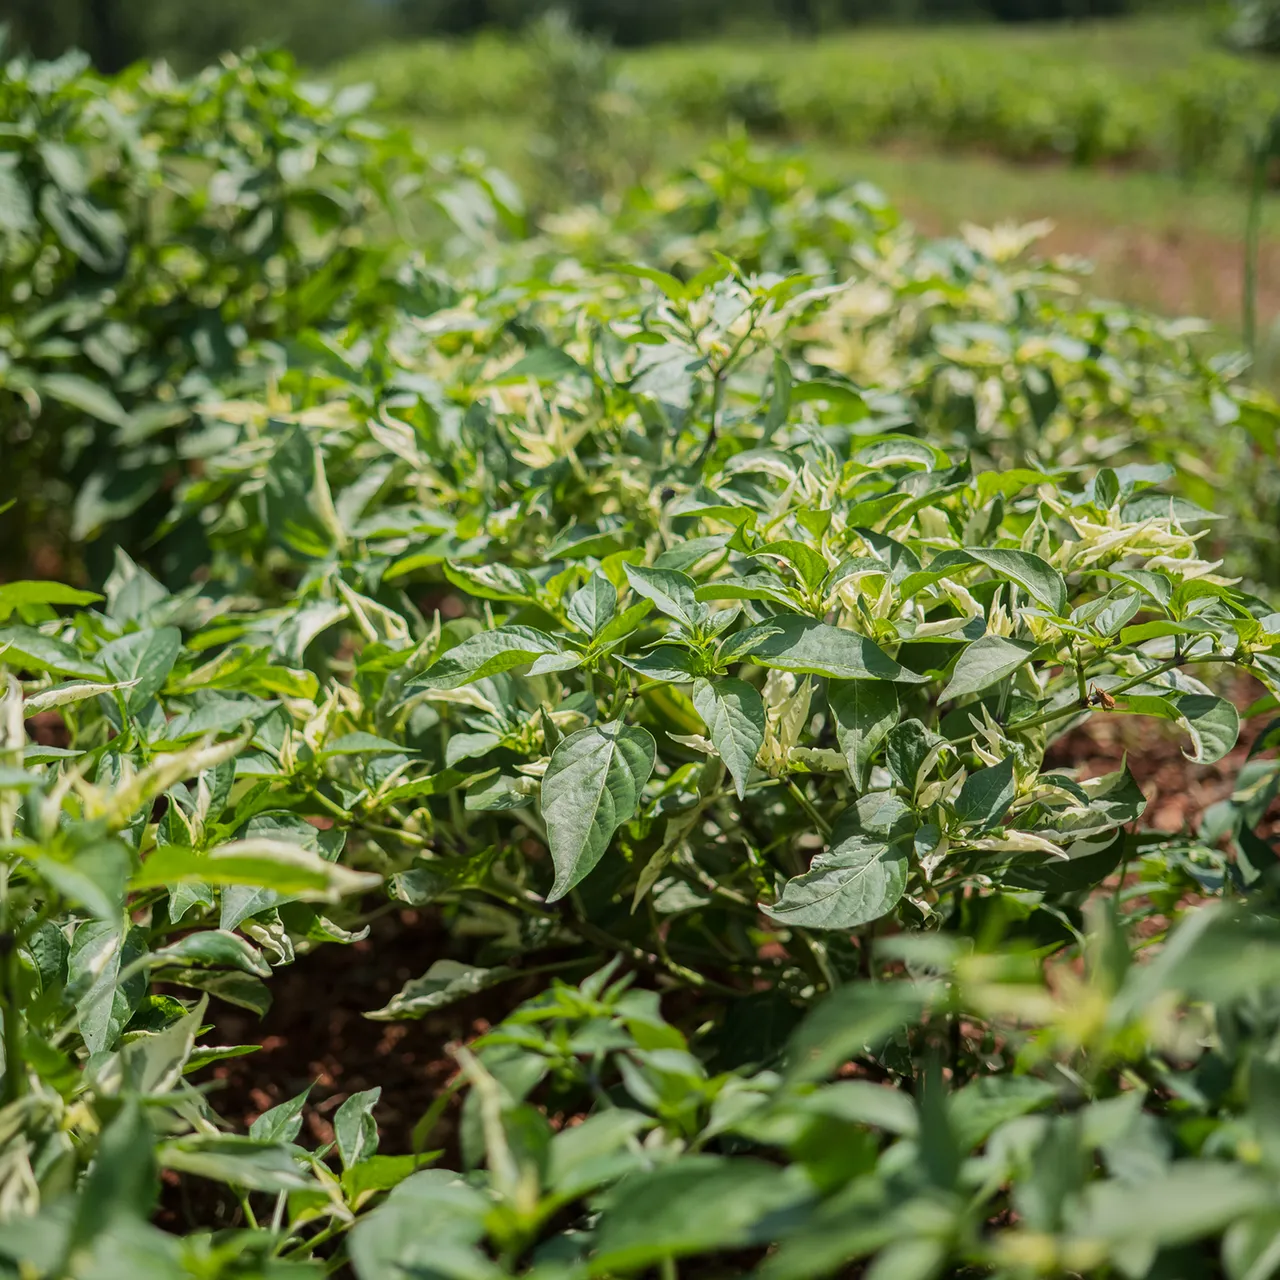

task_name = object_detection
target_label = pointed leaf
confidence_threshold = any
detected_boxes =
[693,678,765,799]
[411,626,564,691]
[830,681,899,791]
[964,548,1068,616]
[941,635,1037,702]
[735,616,926,684]
[543,721,656,902]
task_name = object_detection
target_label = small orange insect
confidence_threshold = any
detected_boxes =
[1089,684,1117,710]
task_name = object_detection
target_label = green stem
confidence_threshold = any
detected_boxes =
[1245,132,1268,357]
[955,651,1233,747]
[787,780,832,839]
[1,934,24,1106]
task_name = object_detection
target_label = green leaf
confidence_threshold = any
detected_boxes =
[592,1156,810,1272]
[1071,1162,1269,1251]
[762,817,909,931]
[158,1136,313,1193]
[785,983,926,1084]
[366,959,521,1021]
[830,681,899,791]
[38,372,128,426]
[735,615,926,684]
[442,561,538,603]
[29,840,130,921]
[692,678,765,799]
[70,921,147,1055]
[131,841,380,902]
[410,626,572,690]
[624,563,702,629]
[0,581,101,623]
[621,647,700,682]
[249,1086,312,1144]
[0,625,105,678]
[953,756,1017,828]
[964,547,1068,616]
[68,1100,156,1257]
[754,540,829,593]
[568,572,618,636]
[98,627,182,713]
[342,1154,440,1204]
[151,930,271,978]
[1121,688,1240,764]
[948,1076,1059,1152]
[335,1088,381,1170]
[543,720,657,902]
[348,1171,490,1280]
[318,731,409,758]
[940,635,1038,702]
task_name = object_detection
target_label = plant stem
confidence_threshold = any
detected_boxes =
[1244,127,1269,357]
[954,651,1233,748]
[786,780,832,839]
[0,933,24,1106]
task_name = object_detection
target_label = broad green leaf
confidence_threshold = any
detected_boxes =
[67,1100,156,1259]
[754,540,829,593]
[543,720,657,902]
[38,371,128,426]
[442,561,538,603]
[70,920,147,1055]
[0,625,105,678]
[785,982,926,1083]
[1121,689,1240,764]
[964,547,1068,616]
[940,635,1038,702]
[158,1136,313,1193]
[342,1154,441,1205]
[411,626,570,690]
[348,1171,490,1280]
[762,821,909,931]
[697,575,801,609]
[547,1109,652,1199]
[29,840,130,921]
[736,616,926,684]
[592,1156,810,1272]
[624,563,702,629]
[1071,1162,1269,1250]
[792,1080,919,1136]
[131,841,380,902]
[692,677,765,799]
[0,581,101,622]
[98,627,182,713]
[317,731,408,758]
[948,1076,1059,1152]
[830,681,899,791]
[621,647,700,682]
[953,756,1016,828]
[151,930,271,978]
[568,572,618,635]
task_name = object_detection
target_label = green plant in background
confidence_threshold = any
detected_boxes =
[346,16,1280,190]
[1226,0,1280,56]
[7,44,1280,1280]
[0,44,425,582]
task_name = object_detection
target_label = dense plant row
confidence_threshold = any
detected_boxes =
[5,49,1280,1280]
[0,43,425,580]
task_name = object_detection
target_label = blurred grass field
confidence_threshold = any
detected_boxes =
[340,12,1280,340]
